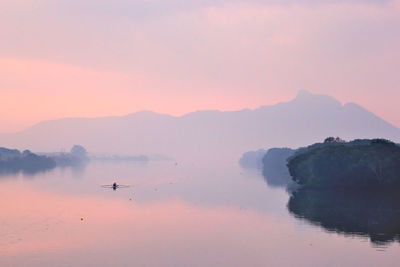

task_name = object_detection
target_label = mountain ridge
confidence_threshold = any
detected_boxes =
[1,91,399,160]
[8,90,399,133]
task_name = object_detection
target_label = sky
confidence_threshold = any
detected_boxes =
[1,0,399,133]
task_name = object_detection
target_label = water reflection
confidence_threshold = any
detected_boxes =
[0,166,55,177]
[261,167,291,188]
[1,160,400,266]
[57,161,88,177]
[0,181,296,267]
[261,168,299,192]
[288,189,400,245]
[0,161,88,178]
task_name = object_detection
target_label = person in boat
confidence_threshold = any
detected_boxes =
[112,182,117,189]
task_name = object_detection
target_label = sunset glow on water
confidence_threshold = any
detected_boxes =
[1,161,399,266]
[1,1,400,266]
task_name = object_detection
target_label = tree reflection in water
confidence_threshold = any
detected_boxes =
[288,189,400,245]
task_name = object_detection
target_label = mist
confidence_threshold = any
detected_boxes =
[1,91,399,162]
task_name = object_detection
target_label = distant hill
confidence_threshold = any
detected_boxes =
[262,148,296,188]
[239,147,296,189]
[1,91,399,160]
[239,149,266,169]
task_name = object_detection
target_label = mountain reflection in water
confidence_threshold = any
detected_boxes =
[288,189,400,245]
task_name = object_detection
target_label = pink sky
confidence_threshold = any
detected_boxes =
[1,0,400,133]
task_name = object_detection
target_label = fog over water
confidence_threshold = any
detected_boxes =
[1,158,400,266]
[1,92,399,161]
[1,92,400,266]
[2,0,400,265]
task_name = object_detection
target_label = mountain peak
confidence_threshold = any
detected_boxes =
[292,90,342,107]
[295,90,313,98]
[1,91,399,156]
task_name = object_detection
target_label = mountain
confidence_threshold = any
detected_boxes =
[1,91,399,160]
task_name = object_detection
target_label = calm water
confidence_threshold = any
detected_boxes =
[0,159,399,266]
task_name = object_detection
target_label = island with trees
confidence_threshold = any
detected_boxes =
[240,137,400,244]
[46,145,89,167]
[287,138,400,190]
[0,145,90,175]
[0,147,56,174]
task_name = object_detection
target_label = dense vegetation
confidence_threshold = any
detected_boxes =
[287,138,400,189]
[0,148,56,174]
[288,188,400,244]
[241,138,400,245]
[0,145,89,175]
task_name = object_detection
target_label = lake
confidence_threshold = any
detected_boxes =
[1,159,399,266]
